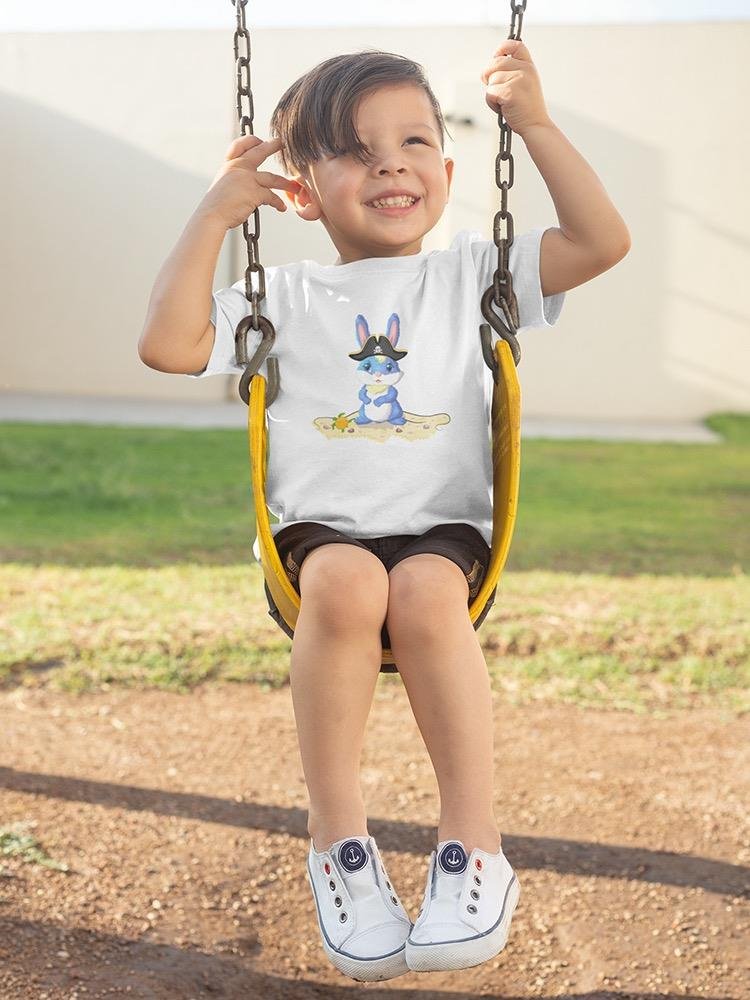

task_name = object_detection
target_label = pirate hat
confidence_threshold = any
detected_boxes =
[348,335,408,362]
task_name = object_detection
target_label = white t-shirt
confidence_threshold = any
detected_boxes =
[188,227,564,560]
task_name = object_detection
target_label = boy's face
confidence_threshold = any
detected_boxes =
[287,83,454,263]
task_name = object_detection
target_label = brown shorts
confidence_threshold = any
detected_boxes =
[262,521,497,673]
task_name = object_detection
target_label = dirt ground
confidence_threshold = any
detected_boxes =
[1,683,748,1000]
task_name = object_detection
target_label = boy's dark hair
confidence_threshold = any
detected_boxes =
[270,49,451,178]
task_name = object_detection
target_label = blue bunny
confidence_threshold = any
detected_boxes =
[348,313,408,426]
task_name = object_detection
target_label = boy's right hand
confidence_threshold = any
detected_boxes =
[199,135,301,230]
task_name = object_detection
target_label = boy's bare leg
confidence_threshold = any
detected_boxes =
[289,544,390,854]
[386,554,503,856]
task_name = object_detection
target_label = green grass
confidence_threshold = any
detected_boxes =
[0,823,69,872]
[0,411,747,710]
[0,412,747,575]
[1,562,747,712]
[0,424,252,566]
[511,412,748,575]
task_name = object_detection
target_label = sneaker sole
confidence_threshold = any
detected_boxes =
[306,864,411,982]
[405,873,520,972]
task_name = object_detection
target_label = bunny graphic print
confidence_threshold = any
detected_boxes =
[188,228,565,556]
[315,312,452,440]
[350,314,409,427]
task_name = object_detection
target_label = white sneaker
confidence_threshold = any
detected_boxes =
[406,839,520,972]
[306,834,412,981]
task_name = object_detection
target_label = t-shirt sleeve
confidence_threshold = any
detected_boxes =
[184,281,263,378]
[468,226,565,333]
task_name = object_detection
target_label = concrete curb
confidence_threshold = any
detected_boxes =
[0,392,723,443]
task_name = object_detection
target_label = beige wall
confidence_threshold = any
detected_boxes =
[0,23,747,420]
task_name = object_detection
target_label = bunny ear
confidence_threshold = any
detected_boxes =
[386,313,400,348]
[355,314,370,348]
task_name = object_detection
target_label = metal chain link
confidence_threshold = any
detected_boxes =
[480,0,527,376]
[230,0,279,406]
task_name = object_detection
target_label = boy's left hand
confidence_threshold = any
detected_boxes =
[480,39,552,137]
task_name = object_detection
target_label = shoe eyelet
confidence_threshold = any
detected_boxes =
[386,880,391,889]
[470,889,480,900]
[467,903,478,914]
[328,880,336,890]
[390,895,398,904]
[475,859,483,870]
[474,875,482,885]
[334,896,342,907]
[339,911,348,922]
[324,862,331,874]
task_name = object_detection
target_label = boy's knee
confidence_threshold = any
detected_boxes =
[386,554,470,635]
[298,543,389,630]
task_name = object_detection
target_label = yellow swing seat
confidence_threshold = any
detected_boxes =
[248,336,521,671]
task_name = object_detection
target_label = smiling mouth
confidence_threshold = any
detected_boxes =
[365,197,421,215]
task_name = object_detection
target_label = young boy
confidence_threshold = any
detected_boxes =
[139,41,629,982]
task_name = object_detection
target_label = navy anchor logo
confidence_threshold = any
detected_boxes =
[338,839,369,873]
[438,841,468,875]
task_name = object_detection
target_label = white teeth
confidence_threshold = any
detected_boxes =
[369,196,417,208]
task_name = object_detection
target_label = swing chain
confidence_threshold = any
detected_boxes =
[480,0,526,378]
[231,0,280,406]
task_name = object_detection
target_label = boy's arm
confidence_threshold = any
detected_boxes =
[139,135,294,375]
[138,207,228,374]
[521,121,631,298]
[481,39,631,298]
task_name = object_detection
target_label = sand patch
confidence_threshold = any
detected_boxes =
[314,410,451,442]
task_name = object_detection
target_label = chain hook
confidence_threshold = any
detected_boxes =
[480,286,521,380]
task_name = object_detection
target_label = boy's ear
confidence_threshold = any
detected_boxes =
[286,176,323,221]
[444,157,454,195]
